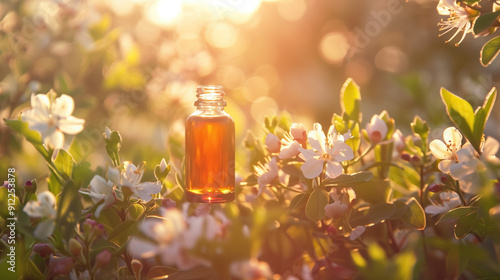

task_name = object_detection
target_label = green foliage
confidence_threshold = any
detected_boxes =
[55,180,82,243]
[473,11,500,36]
[480,36,500,66]
[401,197,426,230]
[340,78,362,124]
[305,189,328,222]
[440,87,497,153]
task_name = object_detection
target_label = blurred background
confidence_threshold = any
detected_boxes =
[1,0,499,185]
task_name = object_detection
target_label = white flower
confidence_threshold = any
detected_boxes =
[121,161,161,201]
[349,226,366,241]
[265,133,281,153]
[23,191,57,240]
[425,191,461,216]
[365,114,388,144]
[449,138,499,194]
[437,0,472,46]
[279,133,301,159]
[24,191,57,219]
[429,127,463,173]
[248,157,279,201]
[79,167,119,217]
[22,90,85,149]
[299,123,354,179]
[324,188,355,219]
[229,258,273,280]
[129,208,223,270]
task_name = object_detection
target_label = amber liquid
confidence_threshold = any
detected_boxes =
[185,114,235,203]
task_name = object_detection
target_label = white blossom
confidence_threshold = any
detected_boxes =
[23,191,57,240]
[22,90,84,149]
[366,114,388,144]
[425,191,461,216]
[437,0,472,46]
[299,123,354,179]
[229,258,273,280]
[121,161,161,201]
[429,127,463,173]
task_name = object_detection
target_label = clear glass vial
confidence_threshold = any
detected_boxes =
[185,85,235,203]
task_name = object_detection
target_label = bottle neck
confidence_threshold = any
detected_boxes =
[194,85,227,111]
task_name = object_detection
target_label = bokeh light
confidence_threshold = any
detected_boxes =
[319,32,350,65]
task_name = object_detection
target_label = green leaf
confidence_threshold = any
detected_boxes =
[320,171,373,189]
[53,149,75,179]
[289,193,307,214]
[4,119,49,160]
[350,202,395,227]
[473,87,497,151]
[454,210,479,239]
[305,189,328,222]
[340,78,362,123]
[473,11,500,36]
[108,220,137,244]
[436,206,479,225]
[401,197,426,230]
[440,88,477,150]
[480,36,500,66]
[55,180,82,242]
[440,87,497,153]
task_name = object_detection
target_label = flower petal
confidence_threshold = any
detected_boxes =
[43,129,65,149]
[128,237,158,259]
[52,94,75,118]
[308,123,326,153]
[325,161,342,179]
[34,219,55,240]
[443,127,462,150]
[279,140,301,159]
[58,116,85,134]
[430,140,452,159]
[483,137,499,157]
[300,157,324,179]
[324,201,347,219]
[329,141,354,162]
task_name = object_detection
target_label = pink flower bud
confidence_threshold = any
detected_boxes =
[95,250,112,269]
[366,115,388,144]
[265,133,281,153]
[50,257,74,275]
[290,123,307,142]
[428,183,443,193]
[410,155,422,167]
[161,198,176,209]
[327,226,337,236]
[33,243,54,258]
[401,152,411,162]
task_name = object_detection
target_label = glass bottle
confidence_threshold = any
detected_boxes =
[185,85,235,203]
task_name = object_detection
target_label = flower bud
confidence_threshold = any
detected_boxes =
[401,152,411,162]
[326,226,337,236]
[410,155,422,167]
[428,183,443,193]
[440,174,449,184]
[33,243,54,258]
[290,123,307,142]
[366,115,388,144]
[24,180,33,192]
[161,198,176,209]
[69,238,82,257]
[95,249,112,269]
[50,257,74,275]
[265,133,281,153]
[412,136,422,147]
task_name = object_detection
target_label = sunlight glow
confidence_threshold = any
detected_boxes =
[319,32,349,65]
[205,22,239,48]
[145,0,183,27]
